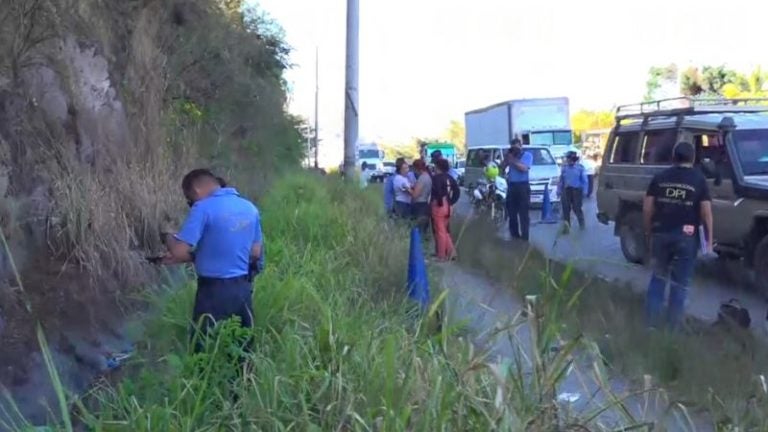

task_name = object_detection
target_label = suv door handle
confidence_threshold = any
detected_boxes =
[605,181,614,190]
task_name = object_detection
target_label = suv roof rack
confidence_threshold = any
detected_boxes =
[615,97,768,121]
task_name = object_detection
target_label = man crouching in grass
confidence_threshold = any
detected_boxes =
[161,169,263,352]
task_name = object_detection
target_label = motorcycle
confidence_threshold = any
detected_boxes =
[470,176,507,224]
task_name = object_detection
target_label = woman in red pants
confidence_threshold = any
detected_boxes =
[430,159,457,261]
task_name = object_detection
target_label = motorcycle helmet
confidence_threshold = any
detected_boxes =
[484,162,499,180]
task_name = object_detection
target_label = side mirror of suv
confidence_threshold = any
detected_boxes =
[700,158,723,186]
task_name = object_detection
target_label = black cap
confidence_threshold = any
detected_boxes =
[672,141,695,163]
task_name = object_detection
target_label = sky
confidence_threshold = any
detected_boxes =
[252,0,767,167]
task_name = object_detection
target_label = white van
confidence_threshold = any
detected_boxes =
[464,145,560,205]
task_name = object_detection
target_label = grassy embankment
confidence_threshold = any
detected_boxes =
[0,175,665,431]
[454,213,768,429]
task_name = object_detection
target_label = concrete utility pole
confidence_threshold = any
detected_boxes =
[313,46,320,169]
[342,0,359,179]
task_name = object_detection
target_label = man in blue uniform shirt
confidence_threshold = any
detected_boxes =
[503,139,533,241]
[162,169,263,347]
[558,151,588,232]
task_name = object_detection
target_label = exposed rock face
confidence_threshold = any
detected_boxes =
[0,3,172,420]
[0,35,138,281]
[0,0,300,423]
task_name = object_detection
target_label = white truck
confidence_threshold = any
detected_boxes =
[464,97,573,205]
[465,97,572,148]
[357,143,386,182]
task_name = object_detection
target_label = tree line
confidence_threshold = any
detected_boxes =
[387,64,766,158]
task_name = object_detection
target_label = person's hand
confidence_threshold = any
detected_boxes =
[705,240,715,255]
[160,254,178,265]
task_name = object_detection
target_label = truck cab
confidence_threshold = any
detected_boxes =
[596,97,768,295]
[421,142,458,166]
[357,144,386,182]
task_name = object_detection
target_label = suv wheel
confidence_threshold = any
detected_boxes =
[754,235,768,297]
[619,211,646,264]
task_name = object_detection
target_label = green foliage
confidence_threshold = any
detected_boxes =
[680,66,704,96]
[571,110,613,143]
[441,120,466,157]
[166,1,304,177]
[650,63,768,99]
[644,63,678,101]
[380,141,420,161]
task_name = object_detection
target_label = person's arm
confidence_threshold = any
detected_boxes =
[499,154,509,174]
[511,152,533,172]
[699,178,714,253]
[251,211,263,261]
[643,176,658,238]
[642,196,655,239]
[557,167,565,196]
[384,177,394,211]
[163,204,206,264]
[410,178,423,197]
[700,201,714,253]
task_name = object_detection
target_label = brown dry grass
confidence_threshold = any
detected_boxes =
[0,0,304,390]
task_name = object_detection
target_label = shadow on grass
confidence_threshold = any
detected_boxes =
[451,214,768,429]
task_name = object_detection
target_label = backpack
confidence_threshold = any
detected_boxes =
[715,298,751,329]
[447,175,461,206]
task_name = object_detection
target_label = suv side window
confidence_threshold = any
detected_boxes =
[640,129,678,165]
[609,132,640,164]
[692,131,732,178]
[467,149,484,168]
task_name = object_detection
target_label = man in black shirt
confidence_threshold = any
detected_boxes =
[643,141,714,330]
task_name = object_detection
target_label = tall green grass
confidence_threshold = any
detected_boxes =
[8,175,660,430]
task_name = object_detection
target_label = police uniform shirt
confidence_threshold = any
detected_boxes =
[646,166,711,234]
[560,163,587,190]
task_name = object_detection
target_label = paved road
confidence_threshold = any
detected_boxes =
[456,194,767,332]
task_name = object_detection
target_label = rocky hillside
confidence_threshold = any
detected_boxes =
[0,0,303,404]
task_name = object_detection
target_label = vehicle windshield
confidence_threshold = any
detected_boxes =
[359,149,381,159]
[530,131,573,146]
[526,148,556,165]
[733,129,768,176]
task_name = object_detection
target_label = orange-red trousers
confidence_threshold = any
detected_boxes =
[431,198,454,260]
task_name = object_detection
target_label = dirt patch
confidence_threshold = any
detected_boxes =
[0,256,132,394]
